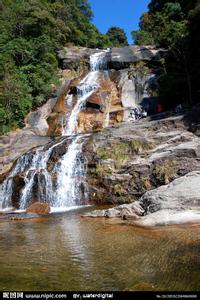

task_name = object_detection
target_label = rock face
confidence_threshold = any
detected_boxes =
[26,202,50,214]
[109,45,163,69]
[84,171,200,226]
[57,47,99,70]
[25,98,57,136]
[57,45,163,70]
[53,45,162,134]
[11,175,25,209]
[83,114,200,205]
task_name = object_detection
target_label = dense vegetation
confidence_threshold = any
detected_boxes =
[0,0,113,134]
[132,0,200,109]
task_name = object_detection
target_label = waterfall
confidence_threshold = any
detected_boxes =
[63,50,109,136]
[0,50,109,211]
[53,50,109,207]
[0,139,65,210]
[53,136,86,207]
[0,153,34,209]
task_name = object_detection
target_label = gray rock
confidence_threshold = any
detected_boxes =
[84,209,108,218]
[57,47,99,69]
[57,45,164,70]
[25,98,57,136]
[84,202,144,218]
[109,46,164,69]
[120,208,140,220]
[140,171,200,214]
[118,70,137,108]
[134,209,200,227]
[104,208,121,218]
[85,172,200,226]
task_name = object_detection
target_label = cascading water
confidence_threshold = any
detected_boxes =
[0,154,31,210]
[53,136,86,207]
[54,50,109,208]
[0,139,65,210]
[0,50,109,211]
[63,50,109,136]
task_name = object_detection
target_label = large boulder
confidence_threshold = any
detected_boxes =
[140,171,200,214]
[57,47,99,70]
[84,171,200,226]
[26,202,50,214]
[109,45,164,70]
[25,98,57,136]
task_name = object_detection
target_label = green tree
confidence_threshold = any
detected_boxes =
[132,0,200,107]
[106,27,128,47]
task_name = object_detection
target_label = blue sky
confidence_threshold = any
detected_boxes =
[89,0,150,44]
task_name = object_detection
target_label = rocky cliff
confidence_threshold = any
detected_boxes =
[30,45,163,137]
[82,112,200,225]
[83,112,200,203]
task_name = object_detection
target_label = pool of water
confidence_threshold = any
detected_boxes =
[0,207,199,291]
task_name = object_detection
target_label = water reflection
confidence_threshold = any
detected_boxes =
[0,210,199,291]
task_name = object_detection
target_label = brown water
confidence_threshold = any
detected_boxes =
[0,207,199,291]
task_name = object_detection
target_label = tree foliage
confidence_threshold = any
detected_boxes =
[132,0,200,108]
[106,27,128,47]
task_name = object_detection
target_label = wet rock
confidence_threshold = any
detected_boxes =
[26,202,50,215]
[53,80,71,113]
[47,112,64,136]
[47,138,74,169]
[11,175,25,209]
[0,130,50,183]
